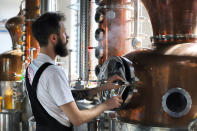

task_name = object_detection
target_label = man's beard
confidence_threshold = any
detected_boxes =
[54,37,68,57]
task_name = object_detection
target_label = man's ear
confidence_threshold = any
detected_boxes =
[49,34,58,43]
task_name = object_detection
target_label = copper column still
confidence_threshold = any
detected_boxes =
[95,0,132,65]
[25,0,40,62]
[117,0,197,128]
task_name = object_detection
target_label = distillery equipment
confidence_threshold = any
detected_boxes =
[188,118,197,131]
[28,116,36,131]
[96,0,197,130]
[0,3,25,111]
[0,6,26,131]
[94,0,136,110]
[94,0,133,65]
[25,0,40,62]
[0,110,21,131]
[0,0,42,130]
[0,8,24,81]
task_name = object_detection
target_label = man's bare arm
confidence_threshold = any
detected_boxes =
[60,95,122,126]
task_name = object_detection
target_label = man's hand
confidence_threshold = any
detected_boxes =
[103,95,123,110]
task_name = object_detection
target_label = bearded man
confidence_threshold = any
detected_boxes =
[25,12,123,131]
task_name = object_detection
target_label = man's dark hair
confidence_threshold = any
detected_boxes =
[32,12,65,47]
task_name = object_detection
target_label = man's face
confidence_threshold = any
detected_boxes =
[54,22,69,57]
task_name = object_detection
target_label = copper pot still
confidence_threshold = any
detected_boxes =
[116,0,197,129]
[5,10,24,50]
[0,51,23,81]
[0,0,41,81]
[0,9,25,81]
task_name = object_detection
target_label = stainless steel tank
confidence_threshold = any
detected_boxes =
[0,109,21,131]
[28,116,36,131]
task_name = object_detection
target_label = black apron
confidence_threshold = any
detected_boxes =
[25,62,73,131]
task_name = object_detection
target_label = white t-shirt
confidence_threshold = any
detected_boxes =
[26,53,74,127]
